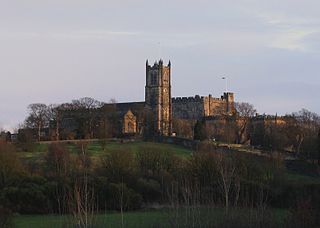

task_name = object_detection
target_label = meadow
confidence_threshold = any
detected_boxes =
[14,207,289,228]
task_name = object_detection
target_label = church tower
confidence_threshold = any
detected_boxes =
[145,59,172,136]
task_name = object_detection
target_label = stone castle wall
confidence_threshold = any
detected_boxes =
[172,92,235,120]
[172,95,205,119]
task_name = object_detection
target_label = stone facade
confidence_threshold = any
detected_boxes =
[145,60,172,136]
[58,59,235,138]
[172,92,235,120]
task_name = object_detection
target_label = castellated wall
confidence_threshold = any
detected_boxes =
[172,93,235,120]
[172,95,204,119]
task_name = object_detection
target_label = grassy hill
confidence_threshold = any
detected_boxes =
[18,140,192,160]
[17,140,319,183]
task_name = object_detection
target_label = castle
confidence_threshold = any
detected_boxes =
[19,59,236,141]
[98,59,235,137]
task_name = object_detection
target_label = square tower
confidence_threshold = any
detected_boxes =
[145,59,172,136]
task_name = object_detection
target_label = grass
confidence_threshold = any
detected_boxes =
[13,207,289,228]
[17,141,192,163]
[16,141,320,183]
[285,172,320,185]
[13,210,168,228]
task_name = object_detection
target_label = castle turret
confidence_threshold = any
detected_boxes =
[145,59,172,136]
[223,92,235,114]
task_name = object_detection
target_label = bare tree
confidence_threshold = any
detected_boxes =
[235,102,256,144]
[72,97,103,138]
[72,97,102,110]
[291,109,320,157]
[69,141,96,227]
[215,152,236,213]
[47,104,63,141]
[25,103,48,141]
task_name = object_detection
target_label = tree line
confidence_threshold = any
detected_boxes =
[193,103,320,164]
[16,97,123,143]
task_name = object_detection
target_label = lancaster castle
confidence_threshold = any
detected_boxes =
[58,59,235,139]
[98,59,235,137]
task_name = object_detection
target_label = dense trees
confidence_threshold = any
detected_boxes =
[22,97,104,141]
[194,119,207,141]
[25,103,48,141]
[20,96,320,164]
[172,118,194,139]
[199,106,320,162]
[0,143,24,189]
[47,104,62,141]
[252,109,320,161]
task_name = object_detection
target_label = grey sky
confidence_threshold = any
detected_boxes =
[0,0,319,131]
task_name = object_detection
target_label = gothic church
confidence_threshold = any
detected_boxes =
[100,59,235,137]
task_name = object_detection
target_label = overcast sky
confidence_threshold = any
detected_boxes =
[0,0,319,131]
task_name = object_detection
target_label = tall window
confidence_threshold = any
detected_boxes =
[151,72,157,85]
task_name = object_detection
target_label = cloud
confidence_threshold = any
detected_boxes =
[269,28,317,52]
[250,9,320,52]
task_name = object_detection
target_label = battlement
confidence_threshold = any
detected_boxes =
[253,114,284,120]
[211,96,224,101]
[172,95,204,103]
[146,59,171,69]
[172,94,228,103]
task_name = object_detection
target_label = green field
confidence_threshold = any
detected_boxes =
[13,207,289,228]
[14,210,168,228]
[17,141,193,166]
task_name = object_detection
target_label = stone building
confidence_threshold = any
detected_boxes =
[145,60,172,136]
[172,92,235,120]
[58,59,235,138]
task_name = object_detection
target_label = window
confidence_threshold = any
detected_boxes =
[150,72,157,85]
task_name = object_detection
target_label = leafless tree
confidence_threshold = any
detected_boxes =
[72,97,102,110]
[235,102,256,144]
[291,109,320,157]
[72,97,103,138]
[25,103,48,141]
[69,141,96,227]
[215,152,236,213]
[47,104,63,141]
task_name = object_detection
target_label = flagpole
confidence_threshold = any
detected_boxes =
[222,77,228,92]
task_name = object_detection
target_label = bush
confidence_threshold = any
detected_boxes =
[136,178,161,202]
[0,176,49,214]
[0,143,24,189]
[102,149,136,184]
[107,183,143,211]
[285,200,319,228]
[136,146,176,178]
[0,206,12,228]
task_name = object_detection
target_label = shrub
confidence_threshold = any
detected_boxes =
[107,183,142,211]
[0,206,12,228]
